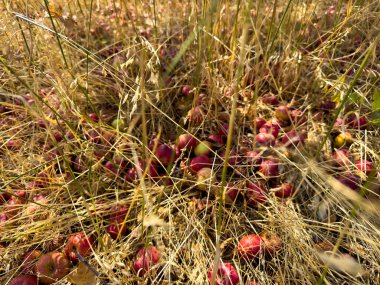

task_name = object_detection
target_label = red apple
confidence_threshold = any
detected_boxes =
[88,113,99,122]
[259,159,279,177]
[319,99,336,111]
[262,94,278,105]
[9,275,38,285]
[208,134,225,145]
[260,121,280,138]
[110,204,130,220]
[274,182,294,198]
[195,93,208,106]
[254,117,266,130]
[36,251,71,284]
[181,85,192,97]
[355,160,374,175]
[255,133,275,147]
[190,155,212,173]
[187,106,204,126]
[246,181,267,205]
[124,167,137,182]
[37,119,47,129]
[237,234,262,259]
[290,109,306,126]
[132,246,160,277]
[104,161,120,176]
[6,139,22,151]
[155,144,175,166]
[334,117,344,127]
[177,134,198,152]
[218,123,229,136]
[282,130,305,148]
[107,217,127,239]
[4,197,26,218]
[21,250,42,273]
[208,262,239,285]
[347,113,368,130]
[223,182,240,204]
[49,131,62,144]
[0,213,8,230]
[332,149,351,167]
[260,231,282,255]
[64,233,94,263]
[275,105,291,122]
[245,151,262,167]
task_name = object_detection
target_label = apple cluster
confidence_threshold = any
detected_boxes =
[1,79,377,285]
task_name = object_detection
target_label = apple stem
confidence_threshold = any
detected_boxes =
[74,249,109,285]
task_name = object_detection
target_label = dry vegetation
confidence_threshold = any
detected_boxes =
[1,0,380,284]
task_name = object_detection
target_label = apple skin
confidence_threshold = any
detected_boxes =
[21,250,42,274]
[255,133,275,147]
[181,85,192,97]
[259,159,279,178]
[275,105,291,122]
[187,106,204,126]
[282,130,305,148]
[237,234,262,259]
[347,114,368,129]
[262,94,278,105]
[245,151,262,167]
[154,144,175,166]
[332,149,352,167]
[4,197,26,218]
[107,217,127,239]
[177,134,198,152]
[36,251,71,285]
[64,233,94,263]
[132,246,160,277]
[190,155,212,173]
[9,275,38,285]
[207,262,239,285]
[208,134,225,145]
[274,182,294,198]
[355,160,374,175]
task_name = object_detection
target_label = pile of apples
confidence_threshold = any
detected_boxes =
[1,80,377,285]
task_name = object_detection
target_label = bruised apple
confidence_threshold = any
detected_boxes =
[36,251,71,284]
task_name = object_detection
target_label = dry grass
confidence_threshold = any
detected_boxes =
[1,0,380,284]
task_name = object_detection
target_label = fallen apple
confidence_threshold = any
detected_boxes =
[36,251,71,284]
[64,233,95,263]
[237,234,262,259]
[132,246,160,277]
[207,262,239,285]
